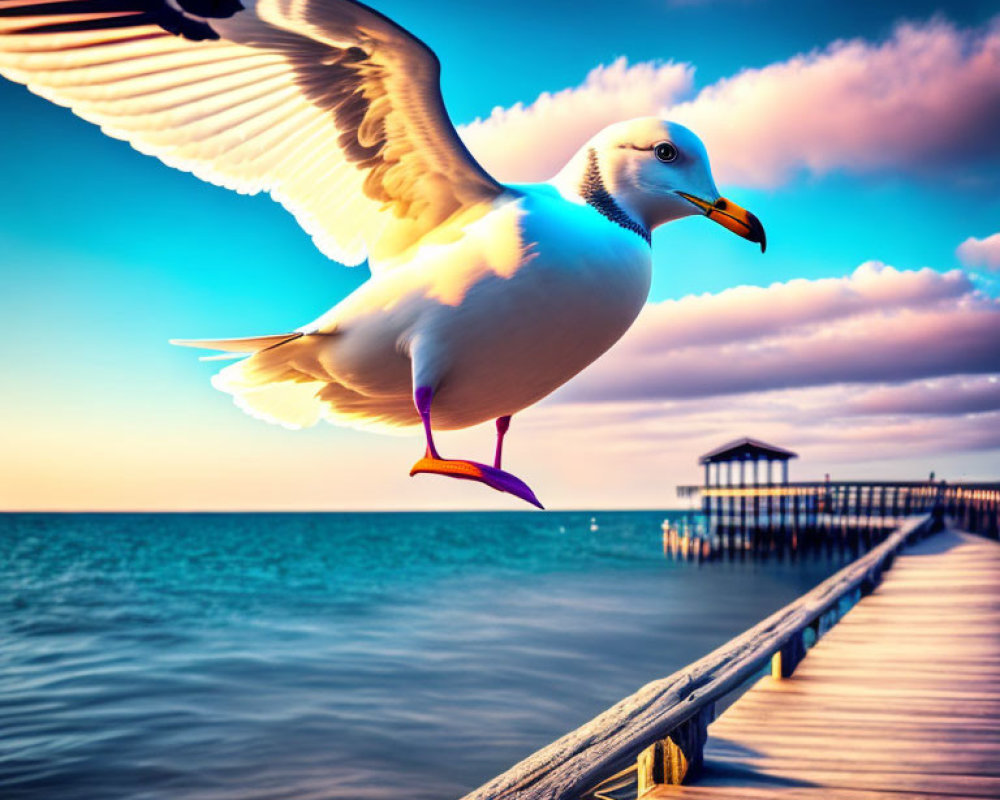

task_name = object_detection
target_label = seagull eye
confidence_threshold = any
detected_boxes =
[654,142,678,163]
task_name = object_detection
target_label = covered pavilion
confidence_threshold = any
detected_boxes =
[700,437,798,489]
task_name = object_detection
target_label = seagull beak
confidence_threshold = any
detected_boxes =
[677,192,767,253]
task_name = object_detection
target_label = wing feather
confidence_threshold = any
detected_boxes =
[0,0,505,268]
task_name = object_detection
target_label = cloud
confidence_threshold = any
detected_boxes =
[529,381,1000,460]
[619,262,973,352]
[557,263,1000,403]
[459,58,693,183]
[460,18,1000,187]
[671,18,1000,187]
[845,375,1000,416]
[957,232,1000,271]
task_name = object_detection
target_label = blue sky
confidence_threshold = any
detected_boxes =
[1,0,998,509]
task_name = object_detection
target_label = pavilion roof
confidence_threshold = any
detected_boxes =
[699,437,798,465]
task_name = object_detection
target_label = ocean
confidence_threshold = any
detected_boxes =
[1,511,852,799]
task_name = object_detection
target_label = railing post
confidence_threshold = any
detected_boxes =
[771,631,807,679]
[860,564,882,595]
[635,704,713,795]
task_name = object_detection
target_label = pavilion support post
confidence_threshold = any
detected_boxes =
[739,460,746,538]
[792,490,800,550]
[782,459,789,530]
[720,465,727,536]
[765,459,772,539]
[753,459,760,537]
[727,462,734,532]
[705,462,719,527]
[720,467,726,534]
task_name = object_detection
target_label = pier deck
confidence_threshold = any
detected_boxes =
[650,528,1000,800]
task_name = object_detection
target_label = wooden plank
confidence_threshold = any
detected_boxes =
[652,785,992,800]
[704,727,1000,745]
[648,527,1000,800]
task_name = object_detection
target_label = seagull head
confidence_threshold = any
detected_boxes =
[555,117,765,252]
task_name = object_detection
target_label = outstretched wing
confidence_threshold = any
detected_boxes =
[0,0,504,267]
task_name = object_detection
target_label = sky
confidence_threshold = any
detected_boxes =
[1,0,998,510]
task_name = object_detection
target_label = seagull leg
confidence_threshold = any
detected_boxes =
[494,415,511,469]
[416,386,442,460]
[408,388,543,509]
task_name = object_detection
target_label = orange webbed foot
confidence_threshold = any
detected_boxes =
[410,456,543,509]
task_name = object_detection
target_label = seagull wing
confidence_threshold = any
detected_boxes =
[0,0,504,268]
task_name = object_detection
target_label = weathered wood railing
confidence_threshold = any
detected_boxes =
[462,513,940,800]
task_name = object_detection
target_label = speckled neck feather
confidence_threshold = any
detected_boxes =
[579,148,650,245]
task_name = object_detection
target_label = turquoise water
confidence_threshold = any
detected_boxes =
[1,512,850,799]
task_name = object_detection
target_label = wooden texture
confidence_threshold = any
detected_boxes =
[461,516,934,800]
[649,528,1000,800]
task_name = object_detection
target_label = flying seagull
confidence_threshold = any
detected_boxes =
[0,0,765,508]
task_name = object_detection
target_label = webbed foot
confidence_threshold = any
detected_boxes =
[409,457,544,509]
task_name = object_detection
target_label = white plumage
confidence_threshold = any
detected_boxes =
[0,0,765,505]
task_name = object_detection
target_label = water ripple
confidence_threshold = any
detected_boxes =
[1,512,844,799]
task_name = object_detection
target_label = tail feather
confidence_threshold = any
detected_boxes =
[169,332,303,354]
[174,329,416,431]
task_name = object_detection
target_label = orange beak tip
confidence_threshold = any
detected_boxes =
[677,192,766,252]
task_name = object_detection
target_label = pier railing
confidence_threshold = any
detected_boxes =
[676,480,999,540]
[939,482,1000,537]
[461,513,940,800]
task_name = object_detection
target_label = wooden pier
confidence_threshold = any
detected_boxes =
[664,478,1000,564]
[462,509,1000,800]
[677,479,1000,542]
[673,439,1000,544]
[647,526,1000,800]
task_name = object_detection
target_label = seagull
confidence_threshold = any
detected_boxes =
[0,0,765,508]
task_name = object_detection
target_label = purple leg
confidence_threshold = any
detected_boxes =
[494,415,511,469]
[414,385,441,459]
[408,392,542,509]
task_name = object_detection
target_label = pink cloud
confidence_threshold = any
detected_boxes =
[625,262,972,352]
[460,18,1000,187]
[957,232,1000,271]
[529,382,1000,458]
[844,375,1000,416]
[459,58,693,183]
[671,18,1000,187]
[557,263,1000,402]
